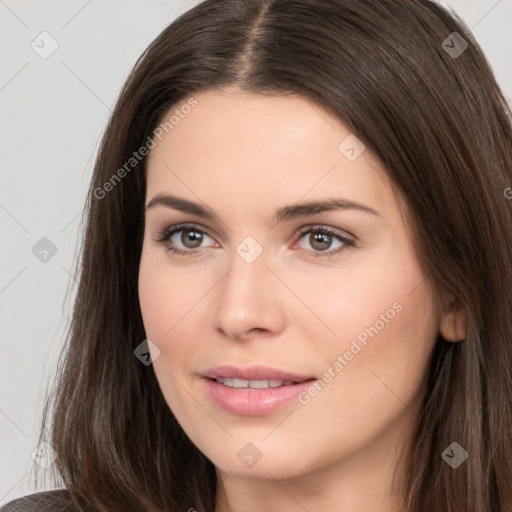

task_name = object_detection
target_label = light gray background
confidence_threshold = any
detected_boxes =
[1,0,511,504]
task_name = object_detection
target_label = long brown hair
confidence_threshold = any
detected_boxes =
[35,0,512,510]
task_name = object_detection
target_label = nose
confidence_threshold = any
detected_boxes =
[212,246,286,342]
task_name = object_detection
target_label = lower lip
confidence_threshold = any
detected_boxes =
[203,378,316,415]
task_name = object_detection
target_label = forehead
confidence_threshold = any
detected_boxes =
[145,88,395,221]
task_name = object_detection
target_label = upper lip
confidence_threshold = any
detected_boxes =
[202,365,315,382]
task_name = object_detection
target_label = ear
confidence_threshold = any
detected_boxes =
[439,291,467,342]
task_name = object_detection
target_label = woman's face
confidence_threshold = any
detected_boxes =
[138,87,455,482]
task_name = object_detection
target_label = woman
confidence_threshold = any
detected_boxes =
[3,0,511,510]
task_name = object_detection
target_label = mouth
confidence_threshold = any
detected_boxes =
[201,365,317,415]
[209,377,314,389]
[202,364,316,383]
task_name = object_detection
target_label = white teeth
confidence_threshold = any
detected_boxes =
[248,379,269,388]
[215,377,298,389]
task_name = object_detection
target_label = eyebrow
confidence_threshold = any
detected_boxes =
[145,193,382,223]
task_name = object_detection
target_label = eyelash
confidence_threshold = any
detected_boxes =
[153,223,355,259]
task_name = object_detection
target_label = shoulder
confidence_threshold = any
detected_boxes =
[1,490,78,512]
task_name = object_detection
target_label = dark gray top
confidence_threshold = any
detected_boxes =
[1,490,79,512]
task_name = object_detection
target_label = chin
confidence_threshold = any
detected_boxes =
[197,437,316,480]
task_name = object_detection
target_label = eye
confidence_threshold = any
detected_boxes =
[293,226,354,258]
[153,223,355,259]
[153,223,215,257]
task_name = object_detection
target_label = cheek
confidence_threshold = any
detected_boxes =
[330,286,438,457]
[138,250,203,342]
[301,242,439,407]
[312,267,439,424]
[137,252,215,399]
[290,277,438,471]
[138,256,200,414]
[292,254,426,357]
[138,263,171,341]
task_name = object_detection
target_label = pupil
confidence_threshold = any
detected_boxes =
[311,232,331,251]
[183,230,202,248]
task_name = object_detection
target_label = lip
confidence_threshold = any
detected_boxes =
[201,365,317,416]
[202,365,315,382]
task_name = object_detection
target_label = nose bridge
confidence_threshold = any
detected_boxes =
[224,234,269,293]
[212,237,283,339]
[219,241,270,313]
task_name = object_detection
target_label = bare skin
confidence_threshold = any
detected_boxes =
[138,87,466,512]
